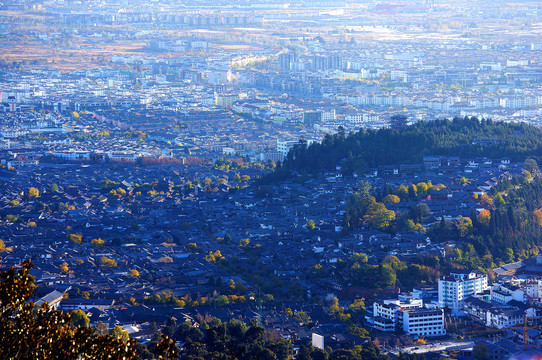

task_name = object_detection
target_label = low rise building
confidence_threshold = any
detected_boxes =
[491,283,524,304]
[464,298,529,329]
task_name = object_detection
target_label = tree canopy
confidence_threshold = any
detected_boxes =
[0,260,138,359]
[265,117,542,180]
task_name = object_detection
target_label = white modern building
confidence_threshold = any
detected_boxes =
[53,151,91,161]
[277,139,296,157]
[491,283,524,304]
[372,298,446,337]
[438,270,489,312]
[401,308,446,337]
[108,151,139,163]
[525,280,542,302]
[345,113,380,125]
[464,298,528,329]
[373,298,423,331]
[321,109,336,122]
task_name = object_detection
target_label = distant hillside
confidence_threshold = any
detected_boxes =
[278,117,542,176]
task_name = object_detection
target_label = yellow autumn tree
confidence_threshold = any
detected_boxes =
[28,187,40,198]
[416,182,429,196]
[416,338,427,345]
[455,216,473,238]
[479,209,491,226]
[129,269,140,278]
[239,239,250,247]
[205,250,225,263]
[364,202,395,230]
[68,234,83,244]
[382,194,400,204]
[91,238,105,247]
[481,194,494,207]
[60,262,69,274]
[100,256,117,267]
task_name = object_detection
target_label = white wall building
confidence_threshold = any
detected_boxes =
[491,283,524,304]
[390,70,408,82]
[401,308,446,337]
[108,152,138,162]
[464,298,528,329]
[372,298,446,337]
[345,113,380,125]
[321,109,336,122]
[214,92,238,107]
[277,139,296,157]
[438,270,489,312]
[1,130,28,138]
[53,151,91,161]
[526,280,542,302]
[373,298,423,332]
[250,151,283,163]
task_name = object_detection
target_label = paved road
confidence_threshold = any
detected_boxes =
[386,340,475,355]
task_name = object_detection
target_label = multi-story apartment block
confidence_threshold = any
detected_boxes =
[438,270,489,312]
[277,139,296,157]
[401,308,446,337]
[373,298,424,332]
[372,298,446,337]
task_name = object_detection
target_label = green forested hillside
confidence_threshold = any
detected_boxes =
[455,175,542,267]
[281,117,542,175]
[264,117,542,268]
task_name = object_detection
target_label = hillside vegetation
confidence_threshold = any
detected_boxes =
[280,117,542,176]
